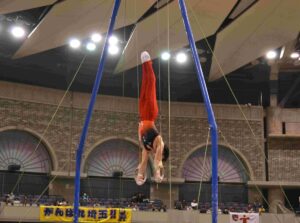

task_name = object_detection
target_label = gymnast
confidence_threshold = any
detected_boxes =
[135,51,169,186]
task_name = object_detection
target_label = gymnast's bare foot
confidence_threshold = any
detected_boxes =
[141,51,151,63]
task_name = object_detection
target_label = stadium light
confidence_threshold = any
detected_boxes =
[290,52,299,59]
[176,52,187,63]
[266,50,277,60]
[161,52,171,61]
[91,33,102,43]
[86,42,96,51]
[11,26,26,38]
[108,45,119,55]
[69,38,81,49]
[109,35,119,45]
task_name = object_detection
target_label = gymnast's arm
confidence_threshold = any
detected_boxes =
[137,122,149,179]
[139,145,150,175]
[153,135,164,169]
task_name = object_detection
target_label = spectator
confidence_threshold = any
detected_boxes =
[223,208,229,214]
[23,196,28,206]
[229,207,235,213]
[9,193,15,204]
[60,198,67,206]
[191,199,198,210]
[136,193,144,203]
[132,204,139,211]
[247,204,254,213]
[13,198,21,206]
[258,205,265,215]
[143,197,150,203]
[253,201,261,212]
[83,193,88,202]
[94,202,100,207]
[182,200,187,209]
[9,193,14,199]
[175,201,183,210]
[186,206,193,211]
[131,194,138,203]
[5,194,9,205]
[151,204,156,212]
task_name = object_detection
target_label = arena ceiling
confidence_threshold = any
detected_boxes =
[0,0,299,107]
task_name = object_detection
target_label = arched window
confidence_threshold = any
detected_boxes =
[83,139,151,199]
[182,145,248,183]
[0,130,52,173]
[85,139,151,178]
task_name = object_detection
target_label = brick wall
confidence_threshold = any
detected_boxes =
[0,81,265,181]
[268,137,300,181]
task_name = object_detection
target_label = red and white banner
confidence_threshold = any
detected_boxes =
[230,212,259,223]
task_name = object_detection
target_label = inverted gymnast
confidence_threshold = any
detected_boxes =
[135,51,169,186]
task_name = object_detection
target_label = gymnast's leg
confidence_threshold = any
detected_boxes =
[135,51,158,185]
[135,51,168,185]
[139,51,158,123]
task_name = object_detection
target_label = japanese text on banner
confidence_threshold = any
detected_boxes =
[40,206,132,223]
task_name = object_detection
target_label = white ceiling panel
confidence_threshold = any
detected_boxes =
[0,0,56,14]
[115,0,237,73]
[13,0,155,58]
[209,0,300,81]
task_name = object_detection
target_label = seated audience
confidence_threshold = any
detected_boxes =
[191,199,198,210]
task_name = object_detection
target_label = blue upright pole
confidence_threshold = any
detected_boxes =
[178,1,218,223]
[73,1,121,222]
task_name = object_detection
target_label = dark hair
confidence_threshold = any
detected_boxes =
[162,144,169,162]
